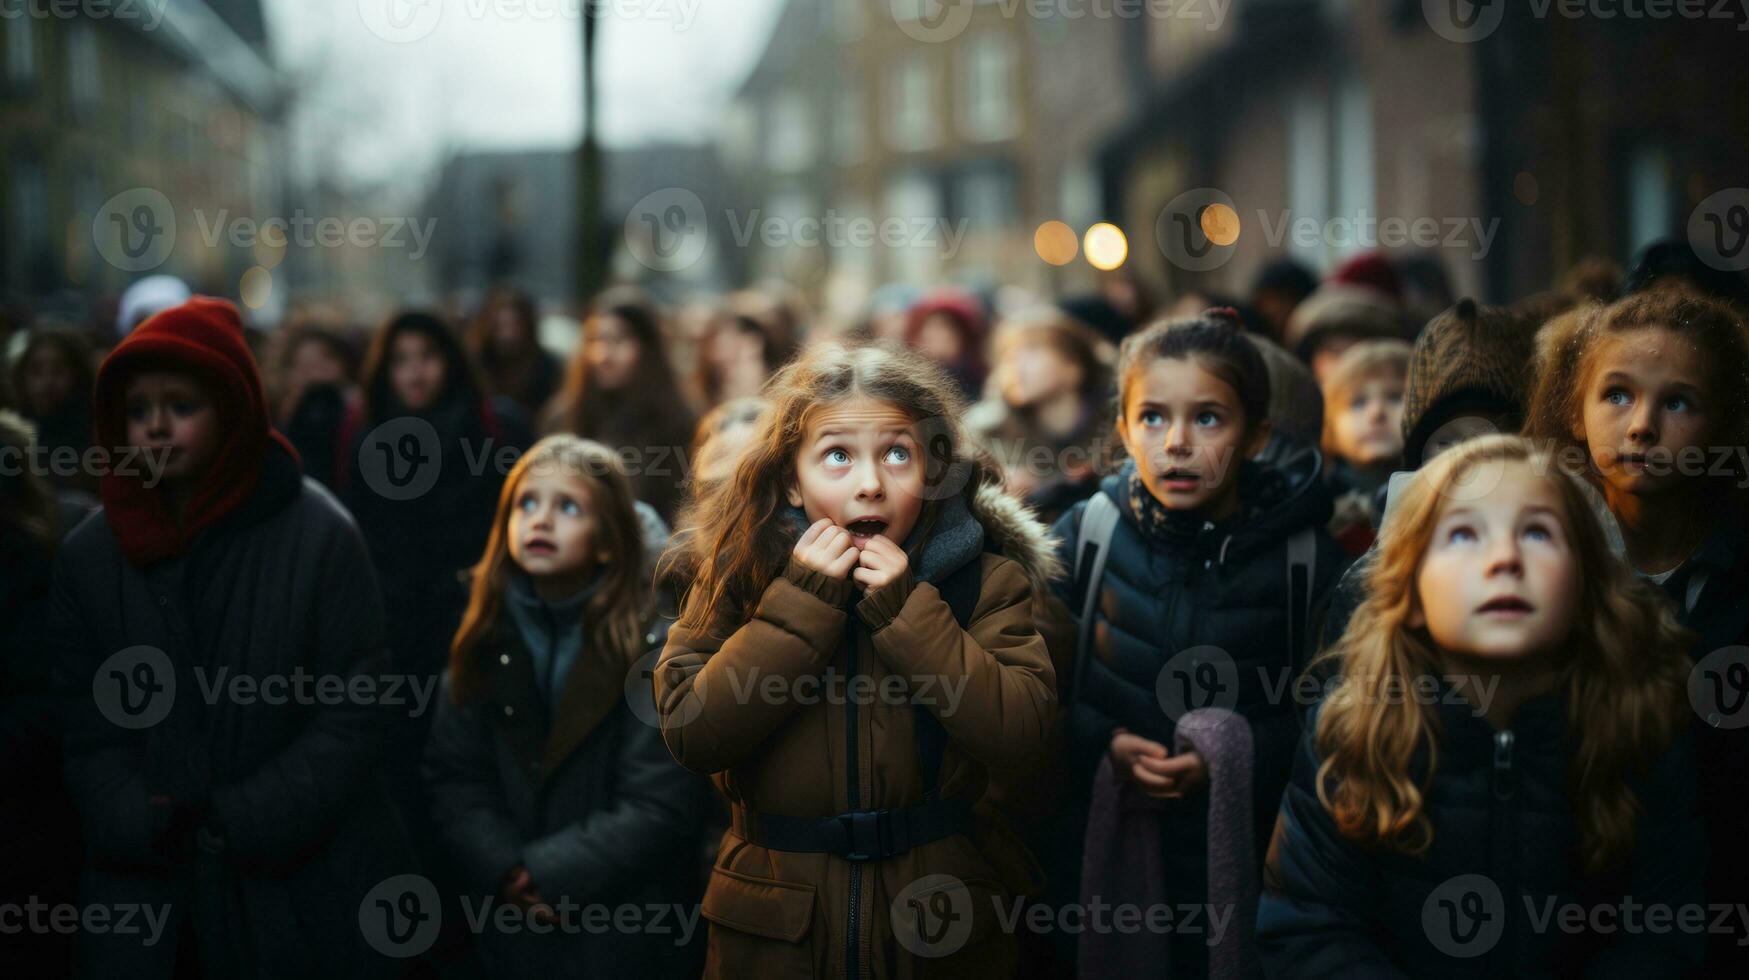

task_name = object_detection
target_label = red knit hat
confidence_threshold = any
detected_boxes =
[1329,252,1403,303]
[94,296,299,566]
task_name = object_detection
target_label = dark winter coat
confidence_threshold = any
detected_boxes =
[1043,453,1346,975]
[49,441,415,979]
[1258,695,1705,979]
[423,587,706,978]
[1658,524,1749,977]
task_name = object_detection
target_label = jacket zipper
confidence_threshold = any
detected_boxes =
[1491,729,1516,970]
[844,631,863,980]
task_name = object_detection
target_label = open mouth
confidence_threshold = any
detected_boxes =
[523,538,557,556]
[1616,452,1648,468]
[1160,469,1200,489]
[845,518,888,542]
[1477,596,1534,615]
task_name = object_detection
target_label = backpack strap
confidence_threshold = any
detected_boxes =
[1286,527,1317,665]
[1068,493,1121,706]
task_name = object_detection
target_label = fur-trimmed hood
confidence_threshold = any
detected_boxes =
[965,480,1063,596]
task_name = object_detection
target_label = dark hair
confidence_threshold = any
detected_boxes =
[280,325,358,381]
[1115,309,1272,434]
[10,326,95,418]
[1622,238,1749,305]
[548,287,695,441]
[466,287,540,365]
[358,311,483,421]
[1251,259,1319,303]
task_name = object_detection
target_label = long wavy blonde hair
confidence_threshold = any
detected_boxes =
[1312,435,1692,871]
[448,435,649,705]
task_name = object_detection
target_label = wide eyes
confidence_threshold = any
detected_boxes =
[821,445,913,467]
[1447,525,1477,544]
[1664,395,1691,413]
[1138,410,1163,427]
[1523,522,1553,542]
[517,494,584,517]
[1604,388,1632,407]
[1195,411,1221,428]
[1133,409,1221,428]
[1443,521,1557,545]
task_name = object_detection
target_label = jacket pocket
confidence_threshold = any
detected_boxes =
[700,865,817,977]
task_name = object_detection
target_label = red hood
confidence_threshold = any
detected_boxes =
[94,296,300,566]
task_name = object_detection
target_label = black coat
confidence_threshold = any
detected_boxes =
[48,443,414,979]
[1258,695,1705,979]
[1660,524,1749,976]
[423,615,706,978]
[1046,454,1346,972]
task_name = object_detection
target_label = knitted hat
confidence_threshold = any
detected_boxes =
[1401,298,1538,468]
[95,296,299,565]
[1330,252,1403,302]
[1283,282,1402,360]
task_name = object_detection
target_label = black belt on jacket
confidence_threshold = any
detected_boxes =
[732,798,974,862]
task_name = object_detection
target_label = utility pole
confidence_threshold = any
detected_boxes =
[576,2,604,304]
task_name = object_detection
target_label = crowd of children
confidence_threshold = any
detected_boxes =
[3,237,1748,979]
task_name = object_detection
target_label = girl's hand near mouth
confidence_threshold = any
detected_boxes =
[794,517,861,581]
[852,533,908,595]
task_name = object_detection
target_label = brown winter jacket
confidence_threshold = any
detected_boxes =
[654,486,1059,979]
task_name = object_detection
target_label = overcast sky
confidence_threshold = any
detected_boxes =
[264,0,785,192]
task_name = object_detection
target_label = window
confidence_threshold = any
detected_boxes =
[1626,145,1673,258]
[6,15,36,84]
[884,55,938,152]
[767,91,815,174]
[956,164,1015,231]
[69,23,101,113]
[959,33,1016,142]
[834,73,866,164]
[883,170,943,283]
[1331,74,1375,261]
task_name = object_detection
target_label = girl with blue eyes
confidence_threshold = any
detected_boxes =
[1527,291,1749,975]
[424,435,705,977]
[655,341,1059,978]
[1043,310,1346,978]
[1259,435,1702,977]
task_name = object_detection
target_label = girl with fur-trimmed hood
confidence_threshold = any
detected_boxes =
[654,340,1060,979]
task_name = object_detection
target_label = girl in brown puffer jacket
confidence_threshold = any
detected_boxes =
[655,340,1061,979]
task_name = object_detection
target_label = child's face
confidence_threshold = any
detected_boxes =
[1578,327,1710,499]
[1000,340,1082,408]
[585,314,641,392]
[1309,334,1362,385]
[389,330,447,412]
[288,340,345,392]
[916,313,966,366]
[1119,356,1269,520]
[1331,374,1406,466]
[1412,461,1580,662]
[508,468,599,581]
[786,395,926,549]
[23,347,76,416]
[124,371,220,483]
